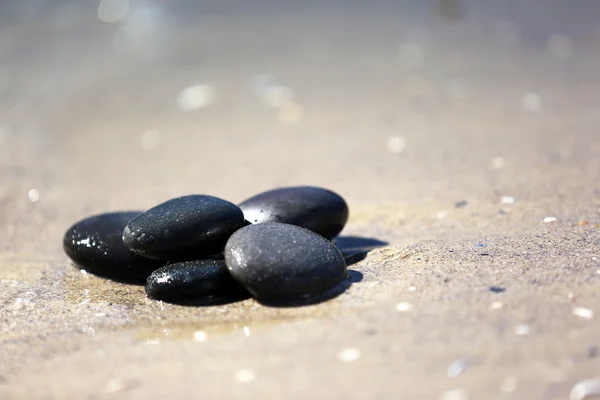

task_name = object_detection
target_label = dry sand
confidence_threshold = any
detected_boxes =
[1,1,600,399]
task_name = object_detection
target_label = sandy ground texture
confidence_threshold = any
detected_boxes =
[1,1,600,399]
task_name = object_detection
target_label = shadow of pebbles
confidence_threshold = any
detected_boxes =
[257,269,363,308]
[335,236,389,266]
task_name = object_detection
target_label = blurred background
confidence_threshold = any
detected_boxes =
[2,0,600,263]
[2,1,599,206]
[1,2,600,398]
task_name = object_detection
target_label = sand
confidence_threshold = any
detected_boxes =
[1,1,600,399]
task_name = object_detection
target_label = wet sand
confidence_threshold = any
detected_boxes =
[1,1,600,399]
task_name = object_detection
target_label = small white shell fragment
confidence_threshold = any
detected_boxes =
[105,377,137,393]
[396,302,414,312]
[176,84,215,111]
[98,0,129,23]
[193,330,207,342]
[338,348,361,362]
[514,324,531,336]
[573,307,594,320]
[491,157,505,169]
[439,388,468,400]
[543,216,557,223]
[28,189,40,202]
[569,378,600,400]
[386,136,407,154]
[234,369,256,383]
[435,211,448,220]
[447,358,470,377]
[501,196,515,204]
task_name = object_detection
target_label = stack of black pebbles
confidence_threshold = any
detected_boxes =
[63,187,350,304]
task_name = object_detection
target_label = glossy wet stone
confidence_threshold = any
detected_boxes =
[224,222,348,299]
[145,260,247,302]
[63,212,163,284]
[123,195,245,261]
[239,186,349,239]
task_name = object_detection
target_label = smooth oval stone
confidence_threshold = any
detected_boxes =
[123,195,245,261]
[63,212,163,284]
[239,186,349,239]
[224,222,348,299]
[145,260,247,301]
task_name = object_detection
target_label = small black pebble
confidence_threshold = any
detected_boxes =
[588,345,598,359]
[455,200,468,208]
[145,260,247,302]
[123,195,245,260]
[63,212,163,284]
[238,186,349,239]
[224,222,348,299]
[489,286,506,293]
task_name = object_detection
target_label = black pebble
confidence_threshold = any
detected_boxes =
[224,222,348,299]
[238,186,349,239]
[455,200,468,208]
[63,212,163,284]
[145,260,247,302]
[123,195,245,261]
